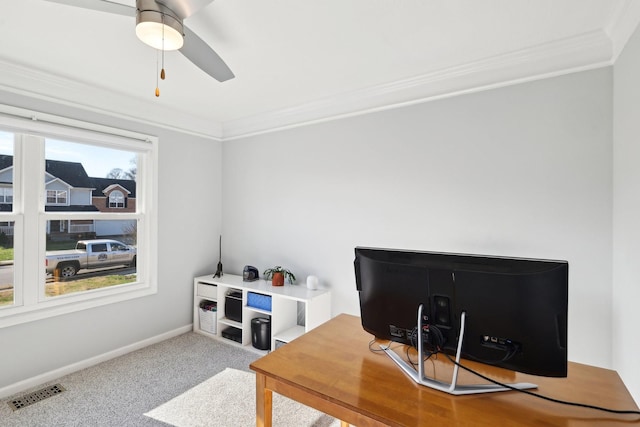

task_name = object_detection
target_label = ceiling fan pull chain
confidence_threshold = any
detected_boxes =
[155,12,166,97]
[155,48,160,97]
[160,12,166,81]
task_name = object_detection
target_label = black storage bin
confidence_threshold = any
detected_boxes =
[251,317,271,350]
[225,291,242,322]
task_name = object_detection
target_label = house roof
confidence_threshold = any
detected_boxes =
[45,159,92,188]
[91,178,136,198]
[0,154,136,197]
[0,204,101,212]
[45,205,100,212]
[0,155,13,170]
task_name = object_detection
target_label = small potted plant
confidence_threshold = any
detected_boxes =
[263,266,296,286]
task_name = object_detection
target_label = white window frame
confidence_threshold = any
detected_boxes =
[0,105,158,328]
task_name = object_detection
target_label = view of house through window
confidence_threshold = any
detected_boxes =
[43,139,139,298]
[0,133,143,307]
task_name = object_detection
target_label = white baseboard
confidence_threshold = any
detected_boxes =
[0,324,193,399]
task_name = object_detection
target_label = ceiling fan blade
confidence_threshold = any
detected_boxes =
[45,0,233,83]
[180,26,234,82]
[157,0,214,19]
[44,0,135,17]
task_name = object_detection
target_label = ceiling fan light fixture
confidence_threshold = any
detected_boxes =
[135,1,184,51]
[136,20,183,50]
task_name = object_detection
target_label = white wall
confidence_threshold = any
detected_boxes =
[0,91,223,391]
[1,53,630,401]
[613,23,640,402]
[222,68,613,369]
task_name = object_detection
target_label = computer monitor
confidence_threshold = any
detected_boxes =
[354,247,568,394]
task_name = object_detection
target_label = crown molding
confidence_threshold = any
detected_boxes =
[606,0,640,62]
[0,58,224,141]
[0,25,625,142]
[221,29,614,140]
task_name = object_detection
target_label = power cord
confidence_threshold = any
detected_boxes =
[369,332,640,416]
[441,353,640,416]
[422,324,639,415]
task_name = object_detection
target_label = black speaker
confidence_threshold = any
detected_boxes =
[433,295,451,326]
[251,317,271,350]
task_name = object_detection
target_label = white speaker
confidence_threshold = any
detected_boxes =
[306,275,318,290]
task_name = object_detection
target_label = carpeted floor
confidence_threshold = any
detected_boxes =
[0,332,262,426]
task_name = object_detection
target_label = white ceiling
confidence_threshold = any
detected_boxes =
[1,0,639,140]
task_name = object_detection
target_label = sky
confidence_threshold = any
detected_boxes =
[0,131,135,178]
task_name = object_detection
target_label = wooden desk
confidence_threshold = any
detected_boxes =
[250,314,639,426]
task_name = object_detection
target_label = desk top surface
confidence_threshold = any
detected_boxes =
[250,314,639,427]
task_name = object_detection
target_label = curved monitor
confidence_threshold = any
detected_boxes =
[354,247,568,378]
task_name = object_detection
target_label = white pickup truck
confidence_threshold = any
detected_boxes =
[45,239,137,278]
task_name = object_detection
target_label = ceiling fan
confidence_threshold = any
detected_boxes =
[45,0,235,86]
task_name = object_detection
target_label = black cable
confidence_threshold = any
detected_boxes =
[370,339,408,355]
[369,332,437,368]
[457,344,520,366]
[366,330,639,416]
[442,353,640,416]
[368,338,389,353]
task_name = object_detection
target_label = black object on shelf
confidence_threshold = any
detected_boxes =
[225,291,242,322]
[221,327,242,343]
[214,235,223,278]
[251,317,271,350]
[243,265,259,282]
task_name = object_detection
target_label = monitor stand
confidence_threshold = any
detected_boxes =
[381,304,538,395]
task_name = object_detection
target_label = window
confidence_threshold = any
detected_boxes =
[111,242,128,251]
[0,131,14,310]
[46,190,67,205]
[0,106,158,327]
[0,187,12,204]
[109,190,125,208]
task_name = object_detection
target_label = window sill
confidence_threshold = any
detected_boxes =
[0,282,157,328]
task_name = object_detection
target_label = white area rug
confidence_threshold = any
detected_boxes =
[144,368,340,427]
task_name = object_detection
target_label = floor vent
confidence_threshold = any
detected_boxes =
[7,384,66,411]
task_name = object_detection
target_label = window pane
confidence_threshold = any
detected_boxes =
[0,131,14,307]
[45,219,138,298]
[0,131,14,211]
[0,232,14,307]
[43,138,140,299]
[45,139,137,213]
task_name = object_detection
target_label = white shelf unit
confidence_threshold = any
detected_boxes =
[193,274,331,352]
